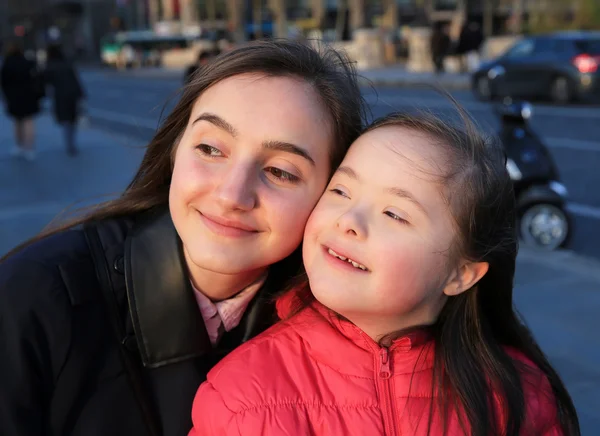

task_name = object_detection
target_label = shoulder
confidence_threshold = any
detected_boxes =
[504,348,560,433]
[205,314,311,411]
[0,229,96,313]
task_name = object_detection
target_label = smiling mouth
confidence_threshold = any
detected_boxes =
[327,248,369,271]
[198,210,259,237]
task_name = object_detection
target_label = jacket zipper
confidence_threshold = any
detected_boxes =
[379,347,398,436]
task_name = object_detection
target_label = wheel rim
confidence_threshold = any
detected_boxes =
[520,204,568,250]
[552,77,570,103]
[477,77,491,99]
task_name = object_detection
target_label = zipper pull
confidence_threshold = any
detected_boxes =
[379,347,391,379]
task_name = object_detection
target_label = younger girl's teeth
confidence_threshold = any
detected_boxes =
[328,248,368,271]
[328,248,346,260]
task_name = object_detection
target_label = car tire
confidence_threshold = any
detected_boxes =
[519,203,569,251]
[474,76,493,101]
[550,76,573,104]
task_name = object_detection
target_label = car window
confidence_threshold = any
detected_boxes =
[505,39,535,59]
[574,39,600,54]
[535,38,575,57]
[553,39,575,54]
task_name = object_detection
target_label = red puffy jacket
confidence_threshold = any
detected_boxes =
[190,299,562,435]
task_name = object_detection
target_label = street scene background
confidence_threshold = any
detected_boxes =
[2,67,600,434]
[2,0,600,434]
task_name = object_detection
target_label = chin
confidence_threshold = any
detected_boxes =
[186,249,256,275]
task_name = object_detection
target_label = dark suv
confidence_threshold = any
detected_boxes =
[472,31,600,104]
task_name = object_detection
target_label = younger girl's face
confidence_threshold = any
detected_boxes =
[170,74,333,287]
[303,126,463,338]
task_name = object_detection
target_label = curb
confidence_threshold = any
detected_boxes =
[83,67,473,90]
[358,75,471,91]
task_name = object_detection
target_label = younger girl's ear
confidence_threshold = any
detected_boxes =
[443,261,489,297]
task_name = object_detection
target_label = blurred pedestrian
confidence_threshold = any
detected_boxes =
[44,44,86,156]
[430,23,450,74]
[0,41,43,161]
[457,22,484,73]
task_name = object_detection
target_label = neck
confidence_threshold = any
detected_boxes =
[342,304,443,344]
[184,249,266,301]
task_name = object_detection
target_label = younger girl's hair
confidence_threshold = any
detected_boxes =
[283,104,579,435]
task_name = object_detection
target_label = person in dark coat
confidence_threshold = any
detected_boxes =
[430,23,451,74]
[457,21,484,72]
[0,40,366,436]
[44,44,85,156]
[0,41,43,161]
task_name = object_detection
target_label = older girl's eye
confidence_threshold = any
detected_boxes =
[385,211,409,224]
[329,188,350,198]
[196,144,223,157]
[265,167,300,184]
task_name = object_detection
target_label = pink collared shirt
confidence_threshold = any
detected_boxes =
[191,274,267,346]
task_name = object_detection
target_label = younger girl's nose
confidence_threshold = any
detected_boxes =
[335,207,368,239]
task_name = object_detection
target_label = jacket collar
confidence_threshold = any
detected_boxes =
[124,208,277,368]
[281,294,434,377]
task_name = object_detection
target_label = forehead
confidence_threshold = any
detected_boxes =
[346,125,447,181]
[191,73,330,128]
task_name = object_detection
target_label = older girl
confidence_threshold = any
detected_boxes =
[0,40,365,436]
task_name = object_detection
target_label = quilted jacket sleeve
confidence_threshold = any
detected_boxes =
[189,381,242,436]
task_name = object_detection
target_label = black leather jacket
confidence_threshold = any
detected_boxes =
[0,208,298,435]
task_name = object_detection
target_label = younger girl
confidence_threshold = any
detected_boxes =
[190,110,580,435]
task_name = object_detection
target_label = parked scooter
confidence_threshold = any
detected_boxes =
[496,99,570,250]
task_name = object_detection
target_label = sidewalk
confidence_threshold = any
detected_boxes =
[93,64,472,90]
[0,111,145,254]
[358,65,470,90]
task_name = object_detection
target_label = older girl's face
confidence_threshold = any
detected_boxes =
[170,73,333,279]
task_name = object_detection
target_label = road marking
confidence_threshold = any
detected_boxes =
[518,246,600,280]
[365,94,600,119]
[568,202,600,220]
[546,137,600,151]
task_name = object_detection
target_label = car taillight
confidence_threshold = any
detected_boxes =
[573,54,600,73]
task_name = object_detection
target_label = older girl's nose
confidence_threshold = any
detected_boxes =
[214,165,257,211]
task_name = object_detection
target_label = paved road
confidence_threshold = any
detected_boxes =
[1,69,599,434]
[82,69,600,259]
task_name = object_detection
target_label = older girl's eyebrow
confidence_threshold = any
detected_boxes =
[193,112,238,137]
[193,112,315,166]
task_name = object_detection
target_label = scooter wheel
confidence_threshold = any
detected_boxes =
[520,204,569,251]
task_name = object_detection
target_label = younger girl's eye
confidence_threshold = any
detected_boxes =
[329,188,350,198]
[196,144,223,157]
[265,167,300,184]
[385,211,409,224]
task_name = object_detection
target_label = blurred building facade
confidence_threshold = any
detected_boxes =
[2,0,579,58]
[1,0,125,57]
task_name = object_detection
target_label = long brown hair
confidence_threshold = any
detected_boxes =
[2,39,366,261]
